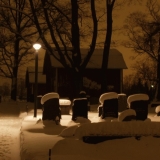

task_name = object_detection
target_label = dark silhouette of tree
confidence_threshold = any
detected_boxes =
[101,0,142,93]
[0,82,10,98]
[132,58,157,84]
[123,57,156,100]
[123,74,151,99]
[17,78,26,100]
[101,0,115,93]
[28,0,98,97]
[123,0,160,100]
[0,0,38,100]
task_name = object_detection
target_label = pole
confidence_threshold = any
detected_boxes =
[33,43,41,117]
[34,51,38,117]
[49,149,51,160]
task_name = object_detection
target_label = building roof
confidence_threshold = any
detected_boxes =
[48,48,128,69]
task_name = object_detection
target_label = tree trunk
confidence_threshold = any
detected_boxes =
[11,64,18,101]
[101,0,115,94]
[11,36,19,100]
[70,0,82,98]
[71,0,81,67]
[71,70,83,99]
[11,76,17,100]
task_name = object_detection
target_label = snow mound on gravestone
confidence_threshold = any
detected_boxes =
[59,117,91,137]
[118,109,136,121]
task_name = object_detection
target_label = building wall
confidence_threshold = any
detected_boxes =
[83,69,121,97]
[46,68,122,99]
[27,84,47,102]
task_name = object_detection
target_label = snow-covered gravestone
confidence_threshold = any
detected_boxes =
[41,92,61,122]
[127,94,149,121]
[98,92,118,119]
[155,105,160,116]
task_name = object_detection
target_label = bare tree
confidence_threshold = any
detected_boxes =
[101,0,116,93]
[132,58,157,83]
[123,57,156,100]
[0,0,38,100]
[0,82,10,100]
[28,0,98,97]
[123,0,160,100]
[101,0,143,93]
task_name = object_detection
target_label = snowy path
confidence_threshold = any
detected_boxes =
[0,117,22,160]
[0,101,27,160]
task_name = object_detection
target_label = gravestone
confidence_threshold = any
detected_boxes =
[102,98,118,119]
[130,100,149,120]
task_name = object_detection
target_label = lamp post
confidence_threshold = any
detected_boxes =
[33,43,41,117]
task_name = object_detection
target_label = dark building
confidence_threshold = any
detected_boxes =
[25,66,46,102]
[43,48,127,100]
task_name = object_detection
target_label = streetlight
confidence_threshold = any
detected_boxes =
[33,43,41,117]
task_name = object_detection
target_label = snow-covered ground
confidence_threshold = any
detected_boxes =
[20,102,160,160]
[1,101,160,160]
[0,118,22,160]
[0,101,24,160]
